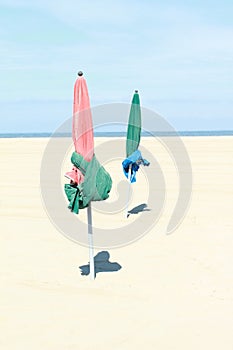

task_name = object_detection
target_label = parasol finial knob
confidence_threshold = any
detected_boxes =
[78,71,83,76]
[135,90,138,93]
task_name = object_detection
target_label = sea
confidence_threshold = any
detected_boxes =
[0,131,233,138]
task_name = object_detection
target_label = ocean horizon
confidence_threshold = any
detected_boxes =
[0,130,233,138]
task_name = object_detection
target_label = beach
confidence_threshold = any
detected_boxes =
[1,136,233,350]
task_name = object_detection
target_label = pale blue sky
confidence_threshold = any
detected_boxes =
[0,0,232,132]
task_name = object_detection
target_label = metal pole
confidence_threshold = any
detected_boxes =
[126,164,132,218]
[87,203,95,280]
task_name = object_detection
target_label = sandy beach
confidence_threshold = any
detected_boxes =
[1,136,233,350]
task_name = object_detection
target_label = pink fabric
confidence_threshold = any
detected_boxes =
[65,76,94,185]
[64,166,84,184]
[72,76,94,161]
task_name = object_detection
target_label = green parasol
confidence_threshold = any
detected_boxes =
[123,90,150,217]
[126,90,141,157]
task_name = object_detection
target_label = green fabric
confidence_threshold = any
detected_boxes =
[64,152,112,214]
[126,92,141,157]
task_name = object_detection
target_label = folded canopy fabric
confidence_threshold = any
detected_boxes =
[64,151,112,214]
[123,91,150,183]
[65,74,112,214]
[65,75,94,185]
[122,149,150,183]
[72,76,94,161]
[126,92,141,158]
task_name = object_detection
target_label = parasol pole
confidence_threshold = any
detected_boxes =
[126,164,132,218]
[87,202,95,280]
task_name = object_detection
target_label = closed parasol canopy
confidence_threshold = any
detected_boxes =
[122,90,150,184]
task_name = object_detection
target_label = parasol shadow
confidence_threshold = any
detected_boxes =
[79,251,122,277]
[127,203,151,217]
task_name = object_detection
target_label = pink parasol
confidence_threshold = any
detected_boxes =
[65,72,94,185]
[72,73,94,161]
[66,71,95,279]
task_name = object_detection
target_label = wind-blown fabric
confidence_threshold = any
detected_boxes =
[64,152,112,214]
[122,150,150,183]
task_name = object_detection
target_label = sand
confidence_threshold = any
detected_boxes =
[0,136,233,350]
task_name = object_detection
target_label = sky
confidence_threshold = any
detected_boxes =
[0,0,232,132]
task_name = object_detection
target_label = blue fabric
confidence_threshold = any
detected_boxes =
[122,150,150,183]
